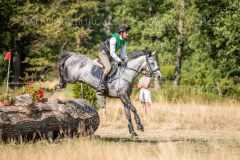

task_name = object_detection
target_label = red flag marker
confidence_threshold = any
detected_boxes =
[4,52,11,60]
[5,52,11,93]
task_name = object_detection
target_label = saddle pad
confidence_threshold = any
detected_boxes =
[90,65,118,82]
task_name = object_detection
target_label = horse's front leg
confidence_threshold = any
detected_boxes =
[122,104,137,138]
[119,92,144,137]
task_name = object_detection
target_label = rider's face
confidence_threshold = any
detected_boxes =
[123,31,129,39]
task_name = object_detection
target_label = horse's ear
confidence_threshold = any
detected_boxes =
[151,51,156,56]
[147,51,151,57]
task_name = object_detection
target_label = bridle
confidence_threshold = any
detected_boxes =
[123,54,159,78]
[145,55,160,78]
[107,54,160,85]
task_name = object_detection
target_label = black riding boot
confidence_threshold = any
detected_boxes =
[98,72,108,92]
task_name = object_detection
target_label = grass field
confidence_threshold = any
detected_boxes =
[1,81,240,159]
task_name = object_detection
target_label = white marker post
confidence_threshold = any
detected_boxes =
[81,83,83,98]
[4,52,11,93]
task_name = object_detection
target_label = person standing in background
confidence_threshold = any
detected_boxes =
[138,70,152,115]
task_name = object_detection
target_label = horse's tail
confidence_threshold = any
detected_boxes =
[56,51,75,89]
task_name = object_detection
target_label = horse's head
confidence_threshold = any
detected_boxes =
[142,51,162,81]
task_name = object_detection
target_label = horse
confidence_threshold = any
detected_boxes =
[57,50,162,138]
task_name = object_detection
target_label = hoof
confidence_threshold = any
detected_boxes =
[54,83,62,89]
[55,82,67,89]
[137,124,144,132]
[93,135,101,140]
[131,131,139,139]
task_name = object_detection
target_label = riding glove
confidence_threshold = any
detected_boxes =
[117,61,127,67]
[121,61,127,67]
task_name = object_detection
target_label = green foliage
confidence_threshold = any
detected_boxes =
[188,0,240,78]
[0,0,102,83]
[160,64,175,83]
[0,89,15,101]
[160,86,226,103]
[132,85,240,104]
[72,82,99,111]
[1,0,240,101]
[0,54,8,82]
[22,57,53,82]
[180,59,240,96]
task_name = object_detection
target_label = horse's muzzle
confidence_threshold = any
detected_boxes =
[154,76,161,81]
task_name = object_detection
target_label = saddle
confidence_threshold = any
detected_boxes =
[93,57,118,78]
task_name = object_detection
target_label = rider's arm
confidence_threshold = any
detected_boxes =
[121,43,127,60]
[109,37,121,63]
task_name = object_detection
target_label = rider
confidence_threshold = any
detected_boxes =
[98,24,131,92]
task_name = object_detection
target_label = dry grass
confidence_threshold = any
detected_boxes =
[0,136,239,160]
[100,96,240,132]
[36,80,74,100]
[1,84,240,159]
[44,90,74,100]
[35,79,60,89]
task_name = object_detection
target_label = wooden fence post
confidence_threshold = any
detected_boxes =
[217,83,222,97]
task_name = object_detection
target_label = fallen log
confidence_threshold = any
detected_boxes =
[0,95,100,143]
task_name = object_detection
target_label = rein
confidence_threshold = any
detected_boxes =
[145,55,160,78]
[107,54,159,84]
[123,54,159,78]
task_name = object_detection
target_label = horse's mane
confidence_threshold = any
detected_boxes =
[128,50,152,60]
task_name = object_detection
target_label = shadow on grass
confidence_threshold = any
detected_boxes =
[101,137,208,145]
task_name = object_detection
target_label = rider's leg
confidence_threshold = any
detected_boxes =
[98,68,108,91]
[98,51,111,92]
[99,51,111,73]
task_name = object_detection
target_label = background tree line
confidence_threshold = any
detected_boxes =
[0,0,239,94]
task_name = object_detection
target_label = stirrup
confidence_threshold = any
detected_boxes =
[98,84,107,92]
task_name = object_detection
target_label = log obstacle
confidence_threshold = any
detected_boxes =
[0,95,100,143]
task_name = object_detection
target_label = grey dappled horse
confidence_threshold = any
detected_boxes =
[58,50,162,138]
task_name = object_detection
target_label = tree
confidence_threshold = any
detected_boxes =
[110,0,198,87]
[186,0,240,79]
[4,0,101,82]
[174,0,184,86]
[0,0,55,85]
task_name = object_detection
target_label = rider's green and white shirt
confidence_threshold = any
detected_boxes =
[103,33,127,62]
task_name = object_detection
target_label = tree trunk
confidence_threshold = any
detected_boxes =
[0,96,100,142]
[76,35,80,53]
[174,0,184,87]
[148,0,154,17]
[148,0,160,90]
[61,39,68,54]
[13,37,21,87]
